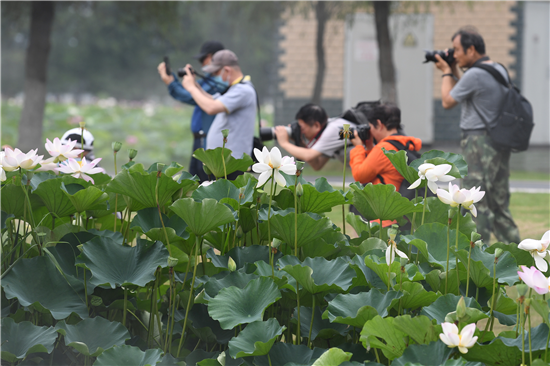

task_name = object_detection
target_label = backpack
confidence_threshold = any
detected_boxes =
[340,100,380,125]
[471,63,534,152]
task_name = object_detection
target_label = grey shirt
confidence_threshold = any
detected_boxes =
[206,79,257,159]
[310,118,357,163]
[450,62,509,130]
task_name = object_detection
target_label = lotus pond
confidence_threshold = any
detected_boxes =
[1,140,550,366]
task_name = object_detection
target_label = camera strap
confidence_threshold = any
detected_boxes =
[306,123,328,148]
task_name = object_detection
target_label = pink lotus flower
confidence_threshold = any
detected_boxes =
[0,152,6,181]
[517,265,550,294]
[439,322,478,354]
[45,137,84,162]
[57,157,104,183]
[2,148,43,171]
[35,157,60,174]
[252,146,296,187]
[518,231,550,272]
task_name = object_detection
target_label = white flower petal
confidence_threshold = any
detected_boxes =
[469,204,477,217]
[279,164,297,175]
[253,148,264,163]
[534,255,548,272]
[541,230,550,245]
[518,239,543,251]
[270,147,282,168]
[408,178,422,190]
[395,248,408,260]
[256,171,271,187]
[427,180,439,194]
[252,163,271,174]
[274,170,286,187]
[386,245,393,266]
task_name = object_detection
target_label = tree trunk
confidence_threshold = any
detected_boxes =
[312,1,327,105]
[373,1,398,104]
[17,2,55,153]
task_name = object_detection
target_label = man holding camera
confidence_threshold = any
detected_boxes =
[158,41,225,182]
[180,49,256,173]
[274,104,356,170]
[435,28,520,244]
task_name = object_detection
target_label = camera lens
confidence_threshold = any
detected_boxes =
[259,127,275,142]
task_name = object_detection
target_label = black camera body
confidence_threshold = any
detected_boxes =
[423,48,455,65]
[339,124,371,142]
[260,122,302,145]
[163,56,195,78]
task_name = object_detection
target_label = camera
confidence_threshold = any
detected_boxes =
[260,122,302,144]
[339,124,371,141]
[423,48,455,65]
[163,56,195,78]
[177,67,194,78]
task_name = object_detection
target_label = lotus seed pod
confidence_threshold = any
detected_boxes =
[79,121,86,129]
[156,163,165,173]
[221,129,229,138]
[203,164,212,176]
[399,257,408,267]
[471,231,482,242]
[516,284,528,297]
[112,141,122,152]
[272,238,282,249]
[388,226,398,241]
[448,209,456,219]
[228,257,237,272]
[474,240,484,248]
[296,161,305,171]
[128,149,138,160]
[494,248,504,259]
[77,244,84,252]
[524,298,531,309]
[456,296,467,320]
[236,226,244,239]
[26,171,34,180]
[91,295,103,307]
[167,256,179,267]
[296,183,303,197]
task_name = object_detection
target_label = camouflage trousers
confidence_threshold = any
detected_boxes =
[461,134,521,244]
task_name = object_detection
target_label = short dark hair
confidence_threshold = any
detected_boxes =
[295,103,328,126]
[367,104,401,130]
[452,28,486,55]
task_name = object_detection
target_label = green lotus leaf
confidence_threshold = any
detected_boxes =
[192,178,255,207]
[531,299,550,325]
[391,341,454,366]
[130,207,190,246]
[33,177,77,218]
[279,256,356,294]
[60,182,109,213]
[300,237,341,259]
[360,315,407,360]
[399,281,440,310]
[455,247,519,287]
[291,180,346,213]
[254,260,297,292]
[183,304,234,345]
[76,238,169,288]
[1,317,58,363]
[170,198,235,237]
[392,315,439,345]
[420,294,484,324]
[2,256,88,319]
[295,305,349,342]
[311,348,352,366]
[253,343,326,366]
[347,237,386,256]
[193,147,253,179]
[55,317,130,357]
[323,289,402,328]
[384,149,421,185]
[146,161,184,177]
[410,150,468,179]
[462,324,549,365]
[93,345,163,366]
[348,254,386,289]
[87,191,127,219]
[207,246,281,271]
[28,171,58,190]
[185,349,220,366]
[350,182,424,221]
[1,210,14,230]
[228,319,285,358]
[238,207,258,233]
[346,212,371,236]
[403,223,470,269]
[485,242,534,269]
[208,277,281,329]
[363,255,400,289]
[0,183,27,217]
[203,270,259,301]
[279,170,309,188]
[106,164,186,209]
[270,211,334,248]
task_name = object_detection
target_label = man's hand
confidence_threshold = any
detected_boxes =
[181,64,197,91]
[350,131,373,150]
[157,62,175,85]
[274,126,290,145]
[434,54,453,74]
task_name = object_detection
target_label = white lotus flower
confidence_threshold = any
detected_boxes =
[408,163,454,194]
[439,322,478,354]
[2,148,43,171]
[57,157,104,184]
[437,183,485,217]
[518,230,550,272]
[386,239,408,266]
[45,137,84,162]
[35,157,59,174]
[0,152,6,181]
[517,265,550,295]
[252,146,296,187]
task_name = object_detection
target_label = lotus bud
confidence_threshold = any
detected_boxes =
[456,296,467,320]
[79,121,86,129]
[516,284,528,297]
[217,351,226,366]
[388,225,398,241]
[156,163,165,173]
[228,257,237,272]
[203,164,212,176]
[296,182,303,197]
[128,149,138,161]
[221,129,229,138]
[448,208,456,220]
[236,226,243,239]
[26,171,34,181]
[272,238,282,249]
[296,161,305,171]
[494,248,504,259]
[471,232,482,242]
[112,141,122,153]
[91,295,103,307]
[400,257,408,267]
[474,239,484,248]
[167,256,179,268]
[77,244,83,252]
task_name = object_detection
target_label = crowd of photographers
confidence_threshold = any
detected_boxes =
[157,26,520,243]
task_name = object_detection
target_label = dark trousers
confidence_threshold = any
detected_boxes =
[189,137,209,183]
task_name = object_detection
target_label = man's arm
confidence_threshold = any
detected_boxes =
[435,54,459,109]
[274,126,329,170]
[181,65,227,115]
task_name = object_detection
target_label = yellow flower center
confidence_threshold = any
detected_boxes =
[77,161,83,168]
[268,162,274,169]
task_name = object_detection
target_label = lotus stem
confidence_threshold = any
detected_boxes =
[267,171,275,278]
[387,253,392,292]
[83,271,89,311]
[411,189,418,234]
[222,140,227,180]
[294,176,299,257]
[307,294,315,349]
[342,136,348,236]
[374,348,381,364]
[445,217,451,295]
[122,287,128,327]
[156,171,171,255]
[455,205,461,295]
[521,302,525,366]
[528,304,533,364]
[268,354,273,366]
[296,283,301,345]
[421,185,428,225]
[177,236,201,357]
[466,240,473,296]
[114,150,118,232]
[484,259,497,334]
[545,322,550,362]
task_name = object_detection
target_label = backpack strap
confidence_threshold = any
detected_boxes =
[471,63,511,89]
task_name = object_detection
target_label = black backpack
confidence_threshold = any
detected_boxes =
[471,63,534,152]
[340,100,380,125]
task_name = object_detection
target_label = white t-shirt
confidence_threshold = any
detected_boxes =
[310,118,357,163]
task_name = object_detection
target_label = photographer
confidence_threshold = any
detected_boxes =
[435,27,520,244]
[349,104,421,191]
[157,41,225,182]
[274,104,356,170]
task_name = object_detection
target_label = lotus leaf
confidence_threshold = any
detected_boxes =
[384,149,421,185]
[455,247,519,287]
[410,150,468,178]
[391,340,454,366]
[1,183,27,217]
[269,211,334,248]
[33,177,77,218]
[93,345,163,366]
[208,277,281,329]
[193,147,253,179]
[399,282,440,310]
[170,198,235,237]
[192,178,255,206]
[228,319,285,358]
[60,182,109,213]
[420,294,484,324]
[253,343,326,366]
[55,317,130,356]
[392,315,439,345]
[360,316,407,360]
[1,317,58,363]
[295,305,349,341]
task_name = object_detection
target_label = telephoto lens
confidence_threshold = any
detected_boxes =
[423,49,455,65]
[259,126,293,142]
